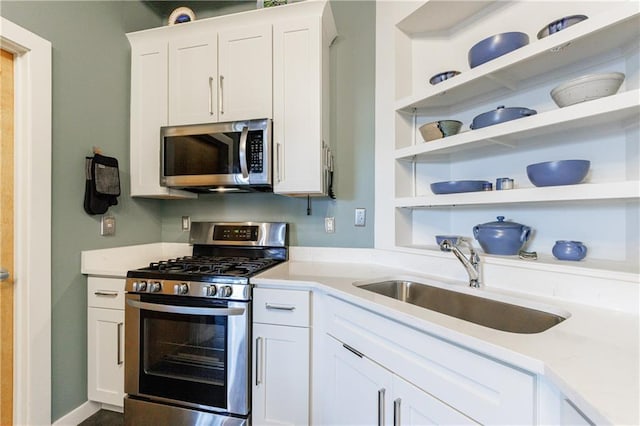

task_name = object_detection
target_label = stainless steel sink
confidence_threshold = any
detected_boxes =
[355,280,567,334]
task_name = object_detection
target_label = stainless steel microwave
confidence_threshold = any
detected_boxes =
[160,119,272,193]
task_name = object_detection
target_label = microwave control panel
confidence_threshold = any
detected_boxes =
[248,131,264,173]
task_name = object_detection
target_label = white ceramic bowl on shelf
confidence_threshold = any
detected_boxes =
[550,72,625,107]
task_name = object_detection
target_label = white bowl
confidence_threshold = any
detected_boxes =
[550,72,625,108]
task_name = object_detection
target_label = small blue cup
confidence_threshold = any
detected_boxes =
[552,240,587,261]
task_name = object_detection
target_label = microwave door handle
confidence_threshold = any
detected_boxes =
[239,125,249,180]
[126,299,245,316]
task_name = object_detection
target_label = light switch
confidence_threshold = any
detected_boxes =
[101,215,116,236]
[355,208,366,227]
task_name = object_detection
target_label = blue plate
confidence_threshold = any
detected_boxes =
[431,180,491,194]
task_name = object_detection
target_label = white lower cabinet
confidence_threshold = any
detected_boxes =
[323,295,535,425]
[325,335,476,425]
[87,277,125,407]
[252,288,310,426]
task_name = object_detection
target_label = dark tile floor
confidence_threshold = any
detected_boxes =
[78,409,124,426]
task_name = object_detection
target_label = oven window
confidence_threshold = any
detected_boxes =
[139,303,228,409]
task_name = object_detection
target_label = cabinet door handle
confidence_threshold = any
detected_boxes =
[94,291,118,297]
[393,398,401,426]
[265,303,295,311]
[255,336,263,386]
[0,268,9,281]
[219,75,225,115]
[117,322,124,366]
[208,76,214,116]
[378,388,386,426]
[275,142,282,183]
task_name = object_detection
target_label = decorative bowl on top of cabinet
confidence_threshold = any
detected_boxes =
[390,1,639,274]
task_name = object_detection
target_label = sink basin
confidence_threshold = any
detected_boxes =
[355,280,567,334]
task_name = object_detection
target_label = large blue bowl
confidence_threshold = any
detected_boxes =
[468,32,529,68]
[431,180,491,194]
[526,160,590,187]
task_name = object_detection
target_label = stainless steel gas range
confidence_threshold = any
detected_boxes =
[124,222,288,426]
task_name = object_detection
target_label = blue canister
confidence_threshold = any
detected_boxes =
[552,240,587,261]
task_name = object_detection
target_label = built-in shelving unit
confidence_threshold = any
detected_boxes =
[389,0,640,274]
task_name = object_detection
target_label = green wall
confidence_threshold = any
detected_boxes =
[160,0,376,248]
[1,0,374,421]
[0,1,163,421]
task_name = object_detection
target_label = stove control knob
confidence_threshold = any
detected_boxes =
[206,285,217,297]
[174,283,189,295]
[149,282,162,293]
[218,285,233,298]
[133,281,147,292]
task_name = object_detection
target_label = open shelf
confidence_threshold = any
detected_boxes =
[395,5,639,113]
[394,244,639,276]
[395,181,640,208]
[395,90,640,161]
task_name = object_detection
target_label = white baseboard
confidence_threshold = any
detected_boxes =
[52,401,100,426]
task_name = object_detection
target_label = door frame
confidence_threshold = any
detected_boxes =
[0,18,52,426]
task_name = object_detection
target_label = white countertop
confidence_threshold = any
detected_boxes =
[253,259,639,426]
[81,243,639,425]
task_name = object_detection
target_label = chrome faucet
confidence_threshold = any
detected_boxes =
[439,238,481,288]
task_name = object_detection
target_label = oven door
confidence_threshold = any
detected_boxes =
[125,293,250,416]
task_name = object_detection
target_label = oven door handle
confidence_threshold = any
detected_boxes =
[126,299,245,316]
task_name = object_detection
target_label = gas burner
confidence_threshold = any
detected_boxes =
[142,256,279,277]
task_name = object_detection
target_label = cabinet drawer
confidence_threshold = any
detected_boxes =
[88,277,125,310]
[253,288,310,327]
[326,295,534,425]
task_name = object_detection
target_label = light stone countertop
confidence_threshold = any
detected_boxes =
[253,260,639,426]
[81,243,639,425]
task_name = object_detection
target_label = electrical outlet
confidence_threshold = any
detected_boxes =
[181,216,191,231]
[324,217,335,233]
[100,215,116,236]
[355,208,366,227]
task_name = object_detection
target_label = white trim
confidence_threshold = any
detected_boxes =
[0,18,52,426]
[51,401,100,426]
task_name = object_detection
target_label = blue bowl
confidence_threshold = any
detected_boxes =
[468,32,529,68]
[431,180,491,194]
[429,70,461,85]
[526,160,590,187]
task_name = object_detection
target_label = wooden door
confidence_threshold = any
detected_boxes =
[0,47,15,426]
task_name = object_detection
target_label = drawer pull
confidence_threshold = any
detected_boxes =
[342,343,364,358]
[94,291,118,297]
[265,303,296,311]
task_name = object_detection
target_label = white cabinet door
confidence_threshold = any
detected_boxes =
[324,335,392,426]
[253,323,309,426]
[87,307,124,407]
[168,35,218,125]
[272,17,326,196]
[129,37,196,199]
[392,375,477,426]
[218,25,272,122]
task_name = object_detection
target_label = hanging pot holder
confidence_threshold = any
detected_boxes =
[84,153,121,215]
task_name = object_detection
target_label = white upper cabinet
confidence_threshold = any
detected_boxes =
[168,35,218,125]
[128,1,336,198]
[129,35,197,199]
[272,5,336,196]
[218,25,272,122]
